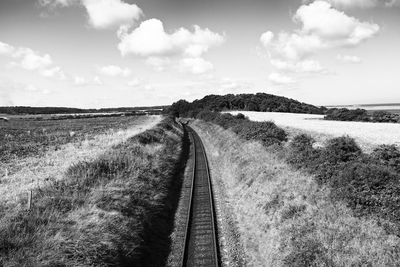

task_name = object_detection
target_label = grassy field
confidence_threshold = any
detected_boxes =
[192,120,400,266]
[0,115,161,214]
[228,111,400,151]
[0,115,154,163]
[0,116,187,266]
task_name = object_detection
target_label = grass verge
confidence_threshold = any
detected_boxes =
[0,117,188,266]
[191,119,400,266]
[0,116,160,212]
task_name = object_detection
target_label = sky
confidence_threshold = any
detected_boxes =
[0,0,399,108]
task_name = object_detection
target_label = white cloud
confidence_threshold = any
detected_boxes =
[218,78,253,93]
[25,84,39,92]
[82,0,143,29]
[39,0,142,29]
[99,65,131,77]
[386,0,400,7]
[40,66,66,79]
[179,57,214,74]
[260,31,274,47]
[145,57,171,71]
[268,73,295,85]
[303,0,399,9]
[0,42,15,55]
[127,78,141,87]
[261,1,379,62]
[12,47,53,71]
[1,41,66,79]
[118,19,224,74]
[295,1,379,46]
[337,54,362,63]
[38,0,77,7]
[118,19,225,57]
[261,1,378,79]
[93,76,103,85]
[74,76,87,86]
[74,76,103,86]
[271,59,325,73]
[265,32,324,61]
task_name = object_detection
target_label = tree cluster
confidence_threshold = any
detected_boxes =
[325,108,400,123]
[169,93,326,117]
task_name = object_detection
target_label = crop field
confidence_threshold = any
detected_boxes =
[0,115,156,163]
[0,115,161,212]
[0,117,186,266]
[228,111,400,150]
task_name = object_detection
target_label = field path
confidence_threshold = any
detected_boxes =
[0,115,161,211]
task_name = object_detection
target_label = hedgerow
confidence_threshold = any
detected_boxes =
[324,108,400,123]
[286,134,400,232]
[371,144,400,173]
[176,105,400,236]
[192,110,400,233]
[195,111,287,146]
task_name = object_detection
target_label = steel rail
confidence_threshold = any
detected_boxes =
[180,125,220,267]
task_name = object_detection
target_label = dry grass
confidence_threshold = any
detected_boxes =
[191,120,400,267]
[0,115,154,163]
[0,115,161,214]
[0,117,186,266]
[228,111,400,152]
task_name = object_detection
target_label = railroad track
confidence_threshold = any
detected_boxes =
[180,125,220,267]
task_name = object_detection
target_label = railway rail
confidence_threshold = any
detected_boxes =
[180,125,221,267]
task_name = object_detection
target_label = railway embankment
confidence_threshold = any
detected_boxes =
[191,119,400,266]
[0,117,189,267]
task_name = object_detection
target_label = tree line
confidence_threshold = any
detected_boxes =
[169,93,327,117]
[0,106,168,115]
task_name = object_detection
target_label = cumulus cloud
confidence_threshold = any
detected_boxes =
[179,57,214,74]
[38,0,77,7]
[0,41,66,79]
[260,31,274,47]
[118,19,224,75]
[268,72,295,85]
[39,0,142,29]
[262,32,323,61]
[303,0,400,9]
[145,57,171,71]
[261,1,379,61]
[82,0,142,29]
[40,66,66,79]
[271,59,325,73]
[99,65,131,77]
[337,54,362,63]
[12,47,53,70]
[260,1,378,79]
[0,41,15,55]
[118,19,225,57]
[295,1,379,46]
